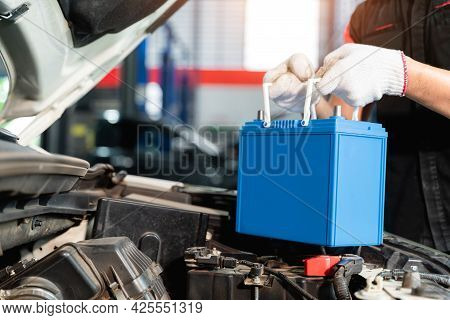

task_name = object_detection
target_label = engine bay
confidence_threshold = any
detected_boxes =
[0,159,448,300]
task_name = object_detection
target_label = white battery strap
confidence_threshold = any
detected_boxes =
[352,107,360,121]
[262,78,359,128]
[301,78,320,127]
[262,83,272,128]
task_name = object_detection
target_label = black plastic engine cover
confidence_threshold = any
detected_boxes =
[76,237,169,300]
[0,138,89,197]
[92,198,209,298]
[0,237,168,300]
[0,244,105,300]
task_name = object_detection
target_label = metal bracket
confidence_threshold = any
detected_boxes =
[0,2,29,22]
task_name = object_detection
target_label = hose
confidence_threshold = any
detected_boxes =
[381,269,450,287]
[333,267,352,300]
[420,273,450,287]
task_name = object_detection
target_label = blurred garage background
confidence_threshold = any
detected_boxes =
[29,0,364,188]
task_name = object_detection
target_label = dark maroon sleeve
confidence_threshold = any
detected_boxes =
[347,2,366,44]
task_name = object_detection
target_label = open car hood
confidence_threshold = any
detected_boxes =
[0,0,186,145]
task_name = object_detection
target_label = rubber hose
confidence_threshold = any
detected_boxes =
[420,273,450,287]
[382,270,450,287]
[333,268,352,300]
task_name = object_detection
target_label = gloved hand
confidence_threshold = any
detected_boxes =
[264,54,320,112]
[317,43,406,107]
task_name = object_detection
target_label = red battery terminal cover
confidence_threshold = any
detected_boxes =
[304,255,341,277]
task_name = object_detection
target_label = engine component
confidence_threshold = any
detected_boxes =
[0,137,89,197]
[332,255,364,300]
[304,255,341,277]
[0,191,97,224]
[263,265,317,300]
[0,237,168,300]
[355,270,450,300]
[0,2,29,22]
[186,263,334,300]
[0,215,77,255]
[184,244,450,300]
[1,277,63,300]
[380,269,450,288]
[0,243,105,300]
[0,259,35,283]
[27,219,89,260]
[75,237,169,300]
[185,247,237,269]
[184,247,333,300]
[92,198,209,298]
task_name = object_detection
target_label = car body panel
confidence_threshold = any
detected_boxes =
[0,0,186,145]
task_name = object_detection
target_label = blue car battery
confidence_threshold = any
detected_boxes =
[236,81,388,247]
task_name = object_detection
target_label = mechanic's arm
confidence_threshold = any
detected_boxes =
[405,57,450,118]
[317,44,450,119]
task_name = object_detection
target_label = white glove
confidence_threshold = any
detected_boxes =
[264,54,320,113]
[317,44,406,107]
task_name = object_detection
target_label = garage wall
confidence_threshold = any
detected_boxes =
[147,0,365,128]
[148,0,246,69]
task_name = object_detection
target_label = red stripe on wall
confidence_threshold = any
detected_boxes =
[148,69,265,85]
[97,68,265,89]
[194,69,265,85]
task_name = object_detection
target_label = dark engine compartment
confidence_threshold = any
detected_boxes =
[0,162,449,300]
